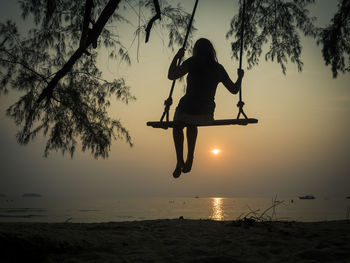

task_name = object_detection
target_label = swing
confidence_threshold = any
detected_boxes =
[146,0,258,129]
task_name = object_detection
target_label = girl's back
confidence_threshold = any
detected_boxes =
[186,56,224,99]
[180,56,227,115]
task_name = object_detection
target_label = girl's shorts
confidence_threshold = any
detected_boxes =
[173,107,214,126]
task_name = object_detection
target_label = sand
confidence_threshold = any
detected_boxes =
[0,219,350,263]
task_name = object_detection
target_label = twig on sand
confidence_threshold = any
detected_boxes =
[258,195,284,221]
[232,196,285,227]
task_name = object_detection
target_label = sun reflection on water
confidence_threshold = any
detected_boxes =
[210,197,224,220]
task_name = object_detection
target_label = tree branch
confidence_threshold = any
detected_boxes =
[0,36,9,47]
[37,0,122,104]
[80,0,95,53]
[0,57,49,83]
[145,0,161,43]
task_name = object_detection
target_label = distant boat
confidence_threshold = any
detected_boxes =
[299,195,315,200]
[22,193,42,198]
[346,196,350,199]
[194,196,200,199]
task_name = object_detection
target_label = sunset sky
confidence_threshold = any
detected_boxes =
[0,0,349,199]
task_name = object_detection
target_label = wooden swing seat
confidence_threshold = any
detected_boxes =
[147,118,258,128]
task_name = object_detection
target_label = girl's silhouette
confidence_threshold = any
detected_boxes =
[168,38,244,178]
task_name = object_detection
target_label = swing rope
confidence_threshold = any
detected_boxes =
[237,0,248,120]
[160,0,199,126]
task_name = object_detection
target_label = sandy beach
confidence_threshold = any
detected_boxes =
[1,219,349,262]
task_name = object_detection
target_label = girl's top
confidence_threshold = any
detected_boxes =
[177,56,230,115]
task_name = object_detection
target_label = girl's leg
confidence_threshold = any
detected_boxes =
[183,125,198,173]
[172,125,185,178]
[186,125,198,159]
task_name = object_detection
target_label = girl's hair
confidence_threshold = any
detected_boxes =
[193,38,218,64]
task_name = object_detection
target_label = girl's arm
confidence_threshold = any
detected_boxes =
[168,48,189,80]
[222,68,244,94]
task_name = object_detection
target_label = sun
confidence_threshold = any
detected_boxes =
[211,148,221,155]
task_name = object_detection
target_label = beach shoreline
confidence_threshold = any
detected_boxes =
[1,219,349,262]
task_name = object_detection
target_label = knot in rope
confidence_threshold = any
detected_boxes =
[237,101,245,108]
[164,97,173,107]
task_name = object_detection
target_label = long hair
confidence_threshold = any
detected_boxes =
[193,38,218,65]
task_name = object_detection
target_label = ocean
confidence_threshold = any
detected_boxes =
[0,196,349,223]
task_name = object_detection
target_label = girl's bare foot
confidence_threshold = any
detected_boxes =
[182,157,193,173]
[173,161,184,178]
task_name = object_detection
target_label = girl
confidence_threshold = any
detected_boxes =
[168,38,244,178]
